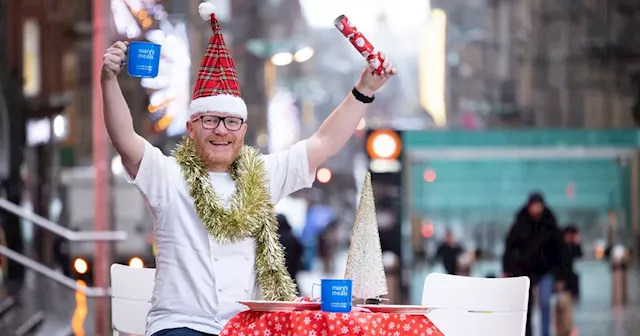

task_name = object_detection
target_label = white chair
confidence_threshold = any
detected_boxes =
[421,273,530,336]
[111,263,156,336]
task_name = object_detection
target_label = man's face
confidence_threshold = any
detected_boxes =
[527,201,544,219]
[572,232,581,244]
[186,112,247,171]
[445,231,454,244]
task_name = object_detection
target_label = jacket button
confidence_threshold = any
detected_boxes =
[244,256,250,261]
[218,288,223,292]
[244,289,249,293]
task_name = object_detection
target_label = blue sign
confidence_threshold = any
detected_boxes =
[128,41,161,78]
[321,279,352,313]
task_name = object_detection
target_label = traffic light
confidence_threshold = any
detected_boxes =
[366,129,403,174]
[366,129,402,159]
[364,129,406,299]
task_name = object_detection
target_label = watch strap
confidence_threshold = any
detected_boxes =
[352,87,375,104]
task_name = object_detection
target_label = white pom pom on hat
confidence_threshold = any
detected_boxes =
[199,1,216,21]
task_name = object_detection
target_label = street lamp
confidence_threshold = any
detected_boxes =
[265,46,316,97]
[270,47,315,66]
[271,52,294,66]
[294,47,315,63]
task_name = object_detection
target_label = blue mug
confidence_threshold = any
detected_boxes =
[320,279,352,313]
[127,41,161,78]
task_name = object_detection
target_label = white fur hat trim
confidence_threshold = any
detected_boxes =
[189,94,248,120]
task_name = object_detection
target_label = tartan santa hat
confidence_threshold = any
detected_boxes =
[189,1,247,120]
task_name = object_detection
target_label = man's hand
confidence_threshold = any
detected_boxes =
[355,52,398,96]
[305,52,397,170]
[102,41,128,80]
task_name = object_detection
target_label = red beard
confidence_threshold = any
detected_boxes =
[193,136,240,171]
[193,137,219,169]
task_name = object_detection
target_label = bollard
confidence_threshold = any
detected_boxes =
[611,245,629,306]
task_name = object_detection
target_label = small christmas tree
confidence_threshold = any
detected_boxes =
[344,172,387,301]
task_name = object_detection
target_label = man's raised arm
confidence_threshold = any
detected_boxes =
[101,41,145,178]
[306,53,397,171]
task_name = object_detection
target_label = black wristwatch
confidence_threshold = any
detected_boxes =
[352,87,375,104]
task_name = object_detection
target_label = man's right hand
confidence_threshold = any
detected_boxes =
[102,41,128,80]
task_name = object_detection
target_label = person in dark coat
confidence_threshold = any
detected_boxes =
[317,219,339,275]
[277,214,304,291]
[434,229,465,275]
[502,192,563,336]
[558,225,583,302]
[555,225,582,335]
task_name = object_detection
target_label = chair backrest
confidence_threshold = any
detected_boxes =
[421,273,530,336]
[111,263,156,336]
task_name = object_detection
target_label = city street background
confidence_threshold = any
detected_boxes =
[1,0,640,335]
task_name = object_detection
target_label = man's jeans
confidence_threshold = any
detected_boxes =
[526,274,555,336]
[151,327,217,336]
[526,274,554,336]
[538,274,555,336]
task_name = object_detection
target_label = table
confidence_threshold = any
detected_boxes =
[220,310,444,336]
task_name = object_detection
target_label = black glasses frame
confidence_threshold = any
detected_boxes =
[195,115,244,131]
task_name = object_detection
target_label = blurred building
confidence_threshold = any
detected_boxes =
[444,0,640,128]
[1,0,92,274]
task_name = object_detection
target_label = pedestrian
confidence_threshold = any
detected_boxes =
[434,229,465,275]
[276,214,304,291]
[502,192,563,336]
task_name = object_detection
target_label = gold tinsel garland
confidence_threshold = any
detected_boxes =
[172,136,297,301]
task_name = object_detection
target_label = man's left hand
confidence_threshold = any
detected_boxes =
[355,52,397,96]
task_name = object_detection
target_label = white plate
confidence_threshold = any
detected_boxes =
[238,300,321,312]
[357,304,440,314]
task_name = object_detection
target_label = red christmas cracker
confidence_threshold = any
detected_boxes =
[333,14,384,75]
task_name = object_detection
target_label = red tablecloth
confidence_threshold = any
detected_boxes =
[220,310,444,336]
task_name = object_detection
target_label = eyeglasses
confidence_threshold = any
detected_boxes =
[196,115,244,131]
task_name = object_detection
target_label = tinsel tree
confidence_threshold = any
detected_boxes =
[344,172,388,301]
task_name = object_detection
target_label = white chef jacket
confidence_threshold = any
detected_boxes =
[125,139,315,336]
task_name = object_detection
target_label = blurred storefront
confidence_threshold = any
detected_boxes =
[1,0,89,279]
[401,130,640,275]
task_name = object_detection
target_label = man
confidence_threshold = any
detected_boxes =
[300,196,335,270]
[559,225,582,302]
[502,192,563,336]
[317,218,340,275]
[276,214,303,290]
[434,229,464,275]
[101,2,396,336]
[555,225,582,336]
